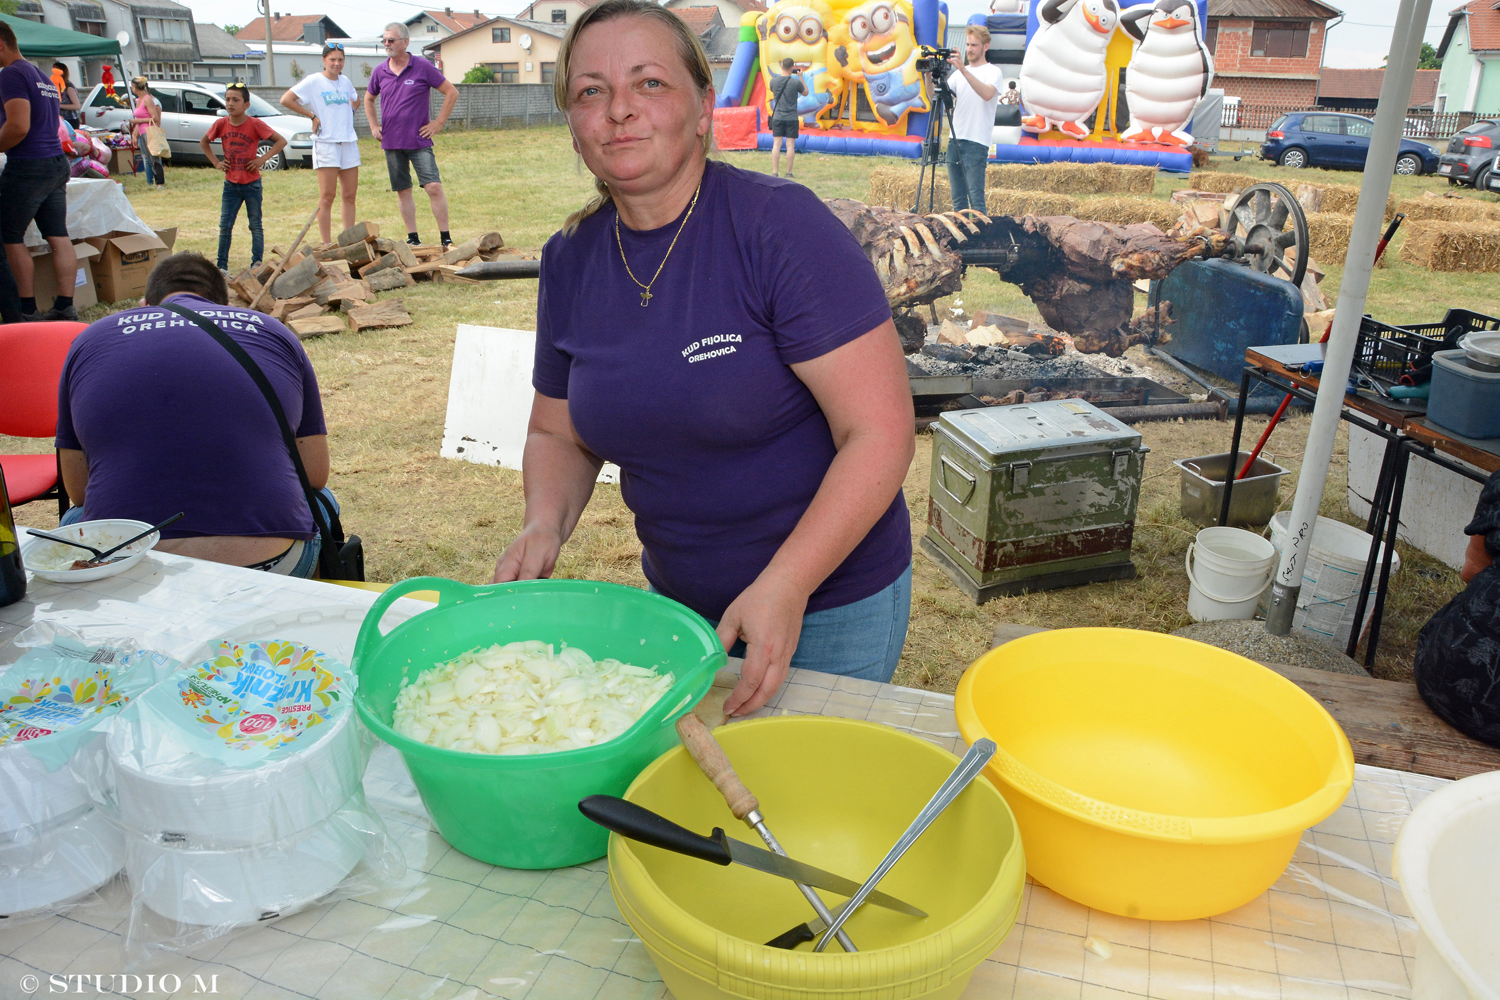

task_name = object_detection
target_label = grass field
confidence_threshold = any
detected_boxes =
[7,126,1493,687]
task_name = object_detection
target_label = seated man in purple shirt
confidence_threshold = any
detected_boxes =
[364,24,459,248]
[55,253,336,578]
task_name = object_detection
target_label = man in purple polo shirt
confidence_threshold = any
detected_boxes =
[364,23,459,248]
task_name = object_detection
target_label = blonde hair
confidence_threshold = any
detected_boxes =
[966,24,991,47]
[131,76,150,92]
[553,0,715,235]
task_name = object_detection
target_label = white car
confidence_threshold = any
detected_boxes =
[78,81,314,168]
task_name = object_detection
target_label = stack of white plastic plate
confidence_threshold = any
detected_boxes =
[0,736,94,840]
[0,808,124,915]
[125,799,366,926]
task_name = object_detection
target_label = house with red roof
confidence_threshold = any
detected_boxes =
[1317,67,1441,113]
[405,9,494,43]
[234,13,349,44]
[1203,0,1342,108]
[1436,0,1500,113]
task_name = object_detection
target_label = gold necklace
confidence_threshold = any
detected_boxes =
[614,182,701,307]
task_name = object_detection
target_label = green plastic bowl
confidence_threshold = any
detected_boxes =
[353,577,725,869]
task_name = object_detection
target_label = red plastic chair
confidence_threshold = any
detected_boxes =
[0,321,88,515]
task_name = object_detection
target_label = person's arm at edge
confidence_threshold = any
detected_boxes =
[59,449,88,508]
[296,435,330,490]
[719,320,915,716]
[280,87,318,134]
[492,392,604,582]
[61,86,80,112]
[200,120,224,169]
[420,79,459,139]
[0,97,31,152]
[362,83,381,143]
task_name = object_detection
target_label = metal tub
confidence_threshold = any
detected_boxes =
[1174,452,1289,528]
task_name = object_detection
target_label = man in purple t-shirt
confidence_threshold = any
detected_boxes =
[364,23,459,248]
[0,22,79,322]
[55,253,335,579]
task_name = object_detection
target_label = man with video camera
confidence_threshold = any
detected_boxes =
[945,25,1002,215]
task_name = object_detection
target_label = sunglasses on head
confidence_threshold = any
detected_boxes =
[326,42,345,51]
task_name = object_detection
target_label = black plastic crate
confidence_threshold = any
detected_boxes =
[1355,309,1500,380]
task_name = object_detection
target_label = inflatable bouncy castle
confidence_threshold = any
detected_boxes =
[714,0,948,158]
[713,0,1211,170]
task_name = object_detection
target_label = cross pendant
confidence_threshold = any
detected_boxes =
[640,289,652,307]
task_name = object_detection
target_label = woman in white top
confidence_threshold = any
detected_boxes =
[281,44,362,243]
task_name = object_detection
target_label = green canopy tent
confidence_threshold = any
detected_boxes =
[0,12,121,58]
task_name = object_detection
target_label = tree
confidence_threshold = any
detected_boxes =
[222,23,241,35]
[290,60,303,81]
[1384,43,1442,69]
[361,62,372,78]
[462,64,497,84]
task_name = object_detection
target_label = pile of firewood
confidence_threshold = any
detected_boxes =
[224,222,510,340]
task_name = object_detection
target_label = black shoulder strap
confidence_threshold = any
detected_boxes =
[160,300,341,576]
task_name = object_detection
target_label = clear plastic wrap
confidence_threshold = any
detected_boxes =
[0,624,172,923]
[72,633,405,964]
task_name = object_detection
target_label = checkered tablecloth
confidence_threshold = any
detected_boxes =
[0,554,1439,999]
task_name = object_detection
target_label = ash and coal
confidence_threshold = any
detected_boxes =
[907,344,1115,381]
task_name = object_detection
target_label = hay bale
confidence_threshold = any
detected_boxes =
[1395,197,1500,223]
[1075,196,1182,230]
[1400,220,1500,272]
[867,165,945,209]
[984,187,1082,217]
[1307,212,1355,265]
[1091,162,1159,194]
[1307,182,1397,219]
[1187,171,1262,194]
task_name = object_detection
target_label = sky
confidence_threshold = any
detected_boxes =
[189,0,1456,67]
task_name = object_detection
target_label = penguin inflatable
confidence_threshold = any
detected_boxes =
[1120,0,1213,145]
[1018,0,1119,138]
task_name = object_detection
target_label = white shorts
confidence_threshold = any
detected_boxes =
[312,139,360,170]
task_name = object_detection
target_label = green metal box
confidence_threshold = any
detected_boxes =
[921,400,1150,603]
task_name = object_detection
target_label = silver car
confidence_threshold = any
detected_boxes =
[78,80,314,168]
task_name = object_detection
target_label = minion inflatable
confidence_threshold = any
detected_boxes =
[757,0,845,126]
[835,0,929,128]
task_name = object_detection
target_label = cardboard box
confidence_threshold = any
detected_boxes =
[84,227,179,304]
[110,147,137,175]
[29,241,100,312]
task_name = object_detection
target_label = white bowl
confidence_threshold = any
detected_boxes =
[20,519,159,583]
[0,808,125,915]
[126,797,366,926]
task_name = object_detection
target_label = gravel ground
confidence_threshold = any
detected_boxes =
[1171,619,1371,675]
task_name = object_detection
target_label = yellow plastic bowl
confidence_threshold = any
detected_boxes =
[955,629,1354,921]
[608,716,1026,1000]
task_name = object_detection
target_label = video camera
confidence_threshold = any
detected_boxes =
[915,45,957,80]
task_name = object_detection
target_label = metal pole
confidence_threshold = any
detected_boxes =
[1264,0,1431,634]
[261,0,276,88]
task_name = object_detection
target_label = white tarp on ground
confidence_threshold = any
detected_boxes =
[22,177,154,249]
[441,324,620,484]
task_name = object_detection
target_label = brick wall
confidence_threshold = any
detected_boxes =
[1218,76,1319,106]
[1210,18,1327,76]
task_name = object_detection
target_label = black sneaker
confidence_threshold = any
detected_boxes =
[442,236,455,248]
[406,235,422,247]
[21,305,79,322]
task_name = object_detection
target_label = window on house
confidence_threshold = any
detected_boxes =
[142,17,191,42]
[1203,19,1217,54]
[551,9,566,22]
[1250,21,1309,58]
[498,62,519,83]
[493,27,511,42]
[145,63,191,82]
[427,23,439,31]
[540,62,555,84]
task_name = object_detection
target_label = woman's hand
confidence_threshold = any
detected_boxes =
[718,571,809,716]
[493,523,565,583]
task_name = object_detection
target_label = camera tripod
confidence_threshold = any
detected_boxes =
[912,69,958,215]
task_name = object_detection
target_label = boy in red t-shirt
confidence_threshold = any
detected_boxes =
[200,83,287,273]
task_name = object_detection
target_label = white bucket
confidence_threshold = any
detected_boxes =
[1185,527,1276,621]
[1265,513,1402,649]
[1395,770,1500,1000]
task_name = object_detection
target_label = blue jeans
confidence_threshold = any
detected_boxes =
[946,138,989,215]
[61,487,337,580]
[140,150,164,187]
[657,565,912,684]
[217,179,264,269]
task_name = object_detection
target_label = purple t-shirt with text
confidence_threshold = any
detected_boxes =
[367,56,447,150]
[0,59,62,159]
[55,295,326,540]
[533,161,909,622]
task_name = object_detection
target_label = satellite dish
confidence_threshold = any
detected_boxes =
[519,33,532,50]
[116,30,131,47]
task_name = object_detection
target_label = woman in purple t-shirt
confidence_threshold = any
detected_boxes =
[492,0,915,717]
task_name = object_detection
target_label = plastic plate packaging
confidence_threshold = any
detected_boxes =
[0,624,170,921]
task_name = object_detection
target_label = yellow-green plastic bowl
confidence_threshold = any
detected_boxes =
[955,628,1355,921]
[608,716,1025,1000]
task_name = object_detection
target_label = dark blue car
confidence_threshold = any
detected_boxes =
[1260,112,1440,175]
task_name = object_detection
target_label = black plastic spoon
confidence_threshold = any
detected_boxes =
[25,528,104,560]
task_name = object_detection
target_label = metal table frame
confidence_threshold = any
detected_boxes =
[1219,357,1415,666]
